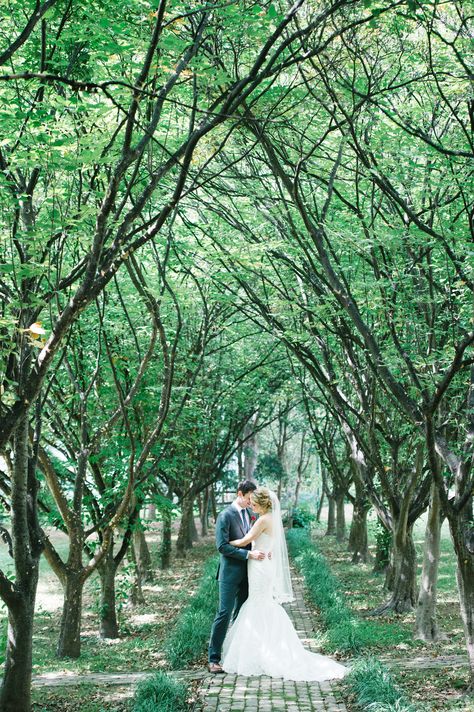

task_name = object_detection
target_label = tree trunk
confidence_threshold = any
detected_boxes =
[133,527,153,583]
[335,493,346,541]
[348,487,370,563]
[373,522,417,614]
[237,440,244,479]
[325,495,336,536]
[160,506,172,569]
[449,513,474,689]
[277,477,283,501]
[57,571,84,658]
[129,539,145,606]
[373,517,392,575]
[1,588,37,712]
[210,486,217,523]
[243,421,259,480]
[189,506,199,543]
[294,477,302,513]
[200,487,209,537]
[144,503,156,520]
[416,483,445,642]
[98,545,120,639]
[316,489,324,523]
[0,414,42,712]
[176,493,194,557]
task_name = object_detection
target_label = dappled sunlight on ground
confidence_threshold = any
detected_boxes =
[129,612,160,626]
[36,585,64,612]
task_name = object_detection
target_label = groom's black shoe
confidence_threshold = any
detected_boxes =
[208,663,224,674]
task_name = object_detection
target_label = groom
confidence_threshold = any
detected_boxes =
[208,479,266,673]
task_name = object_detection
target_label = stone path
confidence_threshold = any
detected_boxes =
[31,669,206,688]
[379,653,469,670]
[198,572,348,712]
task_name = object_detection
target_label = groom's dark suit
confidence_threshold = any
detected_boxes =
[208,503,252,664]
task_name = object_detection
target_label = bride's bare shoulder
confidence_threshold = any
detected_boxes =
[260,512,273,532]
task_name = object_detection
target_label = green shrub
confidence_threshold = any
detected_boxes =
[285,506,316,529]
[165,555,219,669]
[347,657,420,711]
[133,672,188,712]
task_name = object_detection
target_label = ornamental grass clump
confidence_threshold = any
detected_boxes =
[287,528,312,557]
[286,530,406,654]
[287,530,354,648]
[165,555,219,669]
[346,657,420,711]
[133,671,188,712]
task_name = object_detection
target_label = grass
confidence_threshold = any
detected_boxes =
[315,513,466,659]
[165,554,219,669]
[311,507,472,711]
[132,672,188,712]
[19,529,216,677]
[0,525,216,711]
[32,682,132,711]
[346,657,420,711]
[287,528,408,654]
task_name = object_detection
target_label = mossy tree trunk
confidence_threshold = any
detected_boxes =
[98,540,120,639]
[199,487,209,537]
[133,526,154,583]
[348,480,370,563]
[325,494,336,536]
[335,491,346,542]
[372,517,392,576]
[373,519,417,615]
[0,414,43,712]
[416,483,445,641]
[176,491,195,558]
[160,506,172,569]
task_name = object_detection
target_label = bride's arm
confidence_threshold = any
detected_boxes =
[230,515,267,547]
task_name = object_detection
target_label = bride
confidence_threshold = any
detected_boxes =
[221,487,348,681]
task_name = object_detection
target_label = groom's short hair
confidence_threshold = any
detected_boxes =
[237,480,257,495]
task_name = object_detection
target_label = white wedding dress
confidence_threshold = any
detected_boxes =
[222,531,347,681]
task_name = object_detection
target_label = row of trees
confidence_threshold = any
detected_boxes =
[0,1,472,709]
[178,0,473,684]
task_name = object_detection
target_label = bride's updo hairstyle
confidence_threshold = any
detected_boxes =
[251,487,272,513]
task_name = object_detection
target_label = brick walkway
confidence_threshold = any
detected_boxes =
[199,572,348,712]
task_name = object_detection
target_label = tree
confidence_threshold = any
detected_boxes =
[2,1,368,705]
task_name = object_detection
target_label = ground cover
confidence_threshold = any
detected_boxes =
[32,683,132,712]
[312,514,471,711]
[0,526,216,710]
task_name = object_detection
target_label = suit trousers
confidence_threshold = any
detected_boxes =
[208,574,248,663]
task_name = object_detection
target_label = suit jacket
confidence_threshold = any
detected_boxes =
[215,504,252,583]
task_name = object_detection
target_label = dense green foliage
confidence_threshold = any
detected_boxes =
[0,0,473,707]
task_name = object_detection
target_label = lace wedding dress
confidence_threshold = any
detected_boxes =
[222,531,347,681]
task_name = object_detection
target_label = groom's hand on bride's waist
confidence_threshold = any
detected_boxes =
[248,549,266,560]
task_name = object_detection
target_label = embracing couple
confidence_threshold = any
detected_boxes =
[208,480,347,681]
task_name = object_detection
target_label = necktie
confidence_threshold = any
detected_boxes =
[241,509,248,533]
